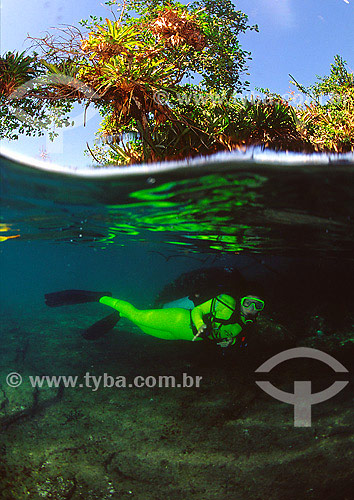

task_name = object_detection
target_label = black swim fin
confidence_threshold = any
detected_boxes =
[82,311,120,340]
[45,289,112,307]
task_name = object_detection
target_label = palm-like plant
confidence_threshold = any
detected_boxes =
[0,51,37,97]
[81,22,167,117]
[228,97,304,150]
[77,14,205,161]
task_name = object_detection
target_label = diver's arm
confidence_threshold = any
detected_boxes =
[191,299,212,329]
[191,299,212,340]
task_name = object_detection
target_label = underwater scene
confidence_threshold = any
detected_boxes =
[0,151,353,500]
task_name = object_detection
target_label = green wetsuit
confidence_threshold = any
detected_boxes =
[99,294,243,343]
[192,294,243,344]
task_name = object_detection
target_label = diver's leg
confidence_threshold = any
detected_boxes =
[99,297,195,341]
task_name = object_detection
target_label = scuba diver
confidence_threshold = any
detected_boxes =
[44,280,265,348]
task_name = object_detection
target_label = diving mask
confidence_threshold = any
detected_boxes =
[241,297,265,311]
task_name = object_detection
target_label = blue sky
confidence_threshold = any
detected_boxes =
[236,0,353,94]
[0,0,353,166]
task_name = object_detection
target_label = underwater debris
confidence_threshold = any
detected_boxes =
[0,383,64,431]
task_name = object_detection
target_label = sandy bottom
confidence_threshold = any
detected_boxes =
[0,307,353,500]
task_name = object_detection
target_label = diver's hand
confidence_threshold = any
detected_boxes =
[217,339,233,348]
[192,324,207,341]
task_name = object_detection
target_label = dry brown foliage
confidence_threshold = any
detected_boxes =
[150,8,206,50]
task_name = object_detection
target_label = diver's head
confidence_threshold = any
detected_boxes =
[240,295,265,324]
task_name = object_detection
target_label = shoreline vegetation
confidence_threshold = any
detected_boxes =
[0,0,353,166]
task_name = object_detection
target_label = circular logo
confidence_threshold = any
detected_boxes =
[6,371,23,388]
[153,90,170,106]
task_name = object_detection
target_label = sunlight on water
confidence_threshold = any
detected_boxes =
[1,150,353,500]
